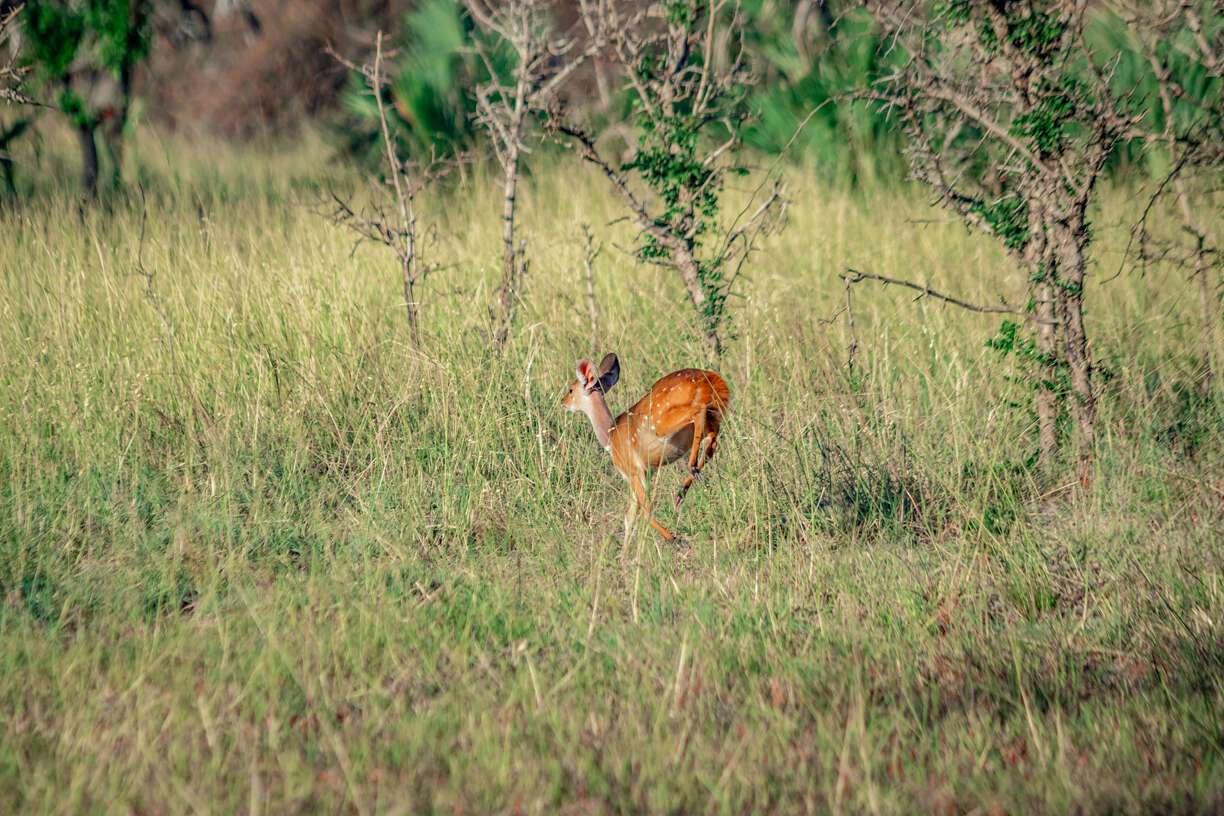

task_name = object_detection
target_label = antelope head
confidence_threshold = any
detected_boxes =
[561,352,620,413]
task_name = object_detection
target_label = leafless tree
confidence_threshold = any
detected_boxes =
[464,0,610,349]
[543,0,786,362]
[865,0,1146,473]
[327,33,447,345]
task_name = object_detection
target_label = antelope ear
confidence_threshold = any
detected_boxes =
[575,357,597,386]
[595,353,620,393]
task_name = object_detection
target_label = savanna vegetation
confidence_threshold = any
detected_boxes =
[2,1,1223,813]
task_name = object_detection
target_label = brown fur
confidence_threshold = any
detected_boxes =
[563,357,729,541]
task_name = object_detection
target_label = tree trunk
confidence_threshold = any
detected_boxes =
[492,68,528,350]
[404,276,420,346]
[672,245,721,361]
[1053,220,1095,461]
[1025,202,1059,472]
[78,123,99,197]
[493,139,521,348]
[0,119,29,194]
[1034,276,1059,472]
[103,61,135,189]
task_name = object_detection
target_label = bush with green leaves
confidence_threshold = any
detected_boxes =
[336,0,511,166]
[739,1,904,183]
[543,0,789,361]
[21,0,150,194]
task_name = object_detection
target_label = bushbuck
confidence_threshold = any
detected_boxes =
[562,353,729,541]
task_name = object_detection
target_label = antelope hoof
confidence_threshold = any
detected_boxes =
[691,467,704,483]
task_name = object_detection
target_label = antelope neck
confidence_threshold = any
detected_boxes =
[585,391,616,450]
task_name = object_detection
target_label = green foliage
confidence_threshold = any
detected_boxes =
[1010,76,1084,158]
[20,1,149,137]
[90,0,150,75]
[987,319,1071,441]
[662,0,694,26]
[1003,11,1065,52]
[338,0,508,164]
[970,196,1028,251]
[936,0,972,26]
[56,87,88,127]
[626,134,720,253]
[738,2,904,182]
[988,319,1055,374]
[619,0,753,341]
[22,3,87,77]
[973,9,1066,56]
[22,0,150,85]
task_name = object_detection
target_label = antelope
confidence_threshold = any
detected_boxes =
[562,353,730,541]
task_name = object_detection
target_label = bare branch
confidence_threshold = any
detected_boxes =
[842,268,1054,323]
[580,224,601,344]
[922,85,1053,175]
[0,5,36,107]
[326,32,448,344]
[843,274,858,373]
[549,121,680,251]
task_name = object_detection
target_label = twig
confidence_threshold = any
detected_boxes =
[580,224,600,344]
[842,268,1055,324]
[327,32,444,344]
[843,274,858,373]
[0,6,38,107]
[372,32,422,342]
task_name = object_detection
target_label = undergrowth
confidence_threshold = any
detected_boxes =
[0,130,1221,814]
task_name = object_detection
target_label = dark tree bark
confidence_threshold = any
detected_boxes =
[673,246,721,361]
[77,123,99,197]
[1054,218,1095,455]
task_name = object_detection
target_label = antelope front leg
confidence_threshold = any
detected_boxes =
[623,490,638,543]
[631,470,675,541]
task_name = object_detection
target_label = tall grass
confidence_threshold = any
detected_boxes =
[1,131,1221,814]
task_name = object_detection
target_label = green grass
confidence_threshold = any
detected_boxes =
[1,130,1222,814]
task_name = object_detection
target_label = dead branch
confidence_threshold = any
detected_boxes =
[549,122,662,242]
[842,268,1053,323]
[0,5,36,107]
[326,32,446,344]
[843,274,858,374]
[465,0,613,349]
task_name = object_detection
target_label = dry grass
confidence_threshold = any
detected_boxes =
[0,130,1221,814]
